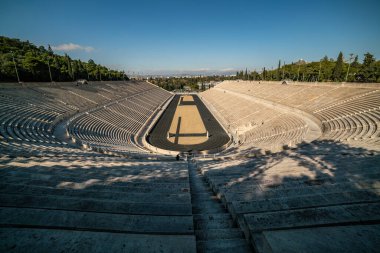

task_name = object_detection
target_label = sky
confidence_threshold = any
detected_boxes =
[1,0,380,75]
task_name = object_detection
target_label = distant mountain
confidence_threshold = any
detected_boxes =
[140,69,237,77]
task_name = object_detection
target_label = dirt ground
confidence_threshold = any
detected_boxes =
[168,95,208,145]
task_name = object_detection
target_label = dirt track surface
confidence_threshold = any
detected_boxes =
[148,94,230,152]
[168,95,208,145]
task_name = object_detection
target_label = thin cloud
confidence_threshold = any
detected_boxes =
[52,43,94,52]
[220,68,236,72]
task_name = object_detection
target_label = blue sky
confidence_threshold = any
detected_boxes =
[1,0,379,75]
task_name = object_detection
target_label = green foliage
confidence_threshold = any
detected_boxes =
[238,52,379,83]
[363,53,375,67]
[0,36,128,82]
[357,53,378,82]
[332,52,344,81]
[153,51,380,90]
[150,75,235,91]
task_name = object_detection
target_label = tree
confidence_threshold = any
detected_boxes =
[332,52,344,81]
[363,53,375,67]
[47,44,54,55]
[360,53,377,82]
[65,54,74,80]
[72,60,78,80]
[351,55,359,68]
[262,67,266,80]
[277,60,281,80]
[52,56,60,80]
[0,36,127,82]
[23,51,38,78]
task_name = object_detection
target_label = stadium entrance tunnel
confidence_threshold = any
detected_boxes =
[147,94,230,153]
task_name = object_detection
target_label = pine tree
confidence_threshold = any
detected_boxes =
[363,53,375,67]
[65,54,73,80]
[263,67,266,80]
[72,60,78,80]
[353,55,358,64]
[47,44,54,55]
[361,53,376,82]
[277,60,281,80]
[332,52,344,81]
[351,55,360,68]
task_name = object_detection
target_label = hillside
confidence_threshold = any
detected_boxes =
[0,36,128,82]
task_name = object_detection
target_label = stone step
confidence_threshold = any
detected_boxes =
[261,224,380,253]
[217,178,380,200]
[229,190,380,217]
[191,192,215,197]
[195,228,245,240]
[203,161,304,176]
[0,227,197,253]
[197,239,251,253]
[0,183,190,203]
[0,207,194,234]
[204,162,380,180]
[191,188,213,194]
[203,158,380,179]
[193,213,232,222]
[0,170,189,183]
[207,170,380,191]
[0,193,192,216]
[192,200,226,214]
[194,214,234,230]
[188,161,250,252]
[0,164,188,175]
[0,167,190,178]
[209,172,380,195]
[259,179,380,196]
[191,193,219,201]
[189,182,212,191]
[192,204,226,214]
[243,202,380,235]
[1,175,189,190]
[0,172,188,184]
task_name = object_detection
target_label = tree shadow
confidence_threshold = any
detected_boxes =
[0,145,193,218]
[198,140,380,251]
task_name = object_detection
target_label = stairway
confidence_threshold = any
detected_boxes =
[188,159,252,253]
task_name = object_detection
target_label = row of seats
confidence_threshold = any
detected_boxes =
[0,81,196,252]
[217,81,374,113]
[240,114,308,151]
[315,91,380,142]
[0,143,195,252]
[0,96,62,144]
[200,88,308,152]
[0,81,170,155]
[197,141,380,252]
[208,81,380,150]
[68,88,172,153]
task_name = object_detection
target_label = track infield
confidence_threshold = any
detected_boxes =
[168,95,208,145]
[148,94,230,152]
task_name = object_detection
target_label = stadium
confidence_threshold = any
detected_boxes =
[0,79,379,252]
